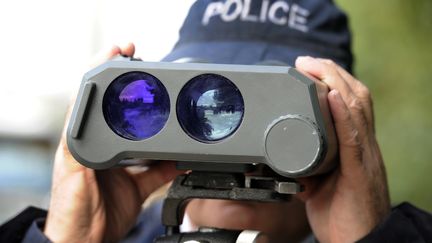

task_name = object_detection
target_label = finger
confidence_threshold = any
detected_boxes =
[328,89,364,175]
[317,58,369,100]
[296,56,370,138]
[317,58,357,86]
[120,42,135,57]
[295,56,354,101]
[317,58,375,130]
[51,100,89,177]
[131,161,183,201]
[107,45,122,59]
[51,131,93,191]
[54,135,88,172]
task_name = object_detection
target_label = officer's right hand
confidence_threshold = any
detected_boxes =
[43,43,181,243]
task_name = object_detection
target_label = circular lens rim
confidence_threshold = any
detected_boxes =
[176,73,245,143]
[102,71,170,141]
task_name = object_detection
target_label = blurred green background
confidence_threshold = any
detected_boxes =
[335,0,432,211]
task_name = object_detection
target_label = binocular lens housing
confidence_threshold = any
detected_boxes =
[103,72,245,143]
[102,71,170,141]
[176,74,244,143]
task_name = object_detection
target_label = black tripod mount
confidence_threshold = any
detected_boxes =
[155,163,302,243]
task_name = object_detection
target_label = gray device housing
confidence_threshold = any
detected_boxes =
[67,60,338,178]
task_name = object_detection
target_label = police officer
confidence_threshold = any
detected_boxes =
[1,1,431,242]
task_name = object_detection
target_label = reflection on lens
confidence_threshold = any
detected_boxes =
[177,74,244,143]
[103,72,170,141]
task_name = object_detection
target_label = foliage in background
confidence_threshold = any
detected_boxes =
[335,0,432,211]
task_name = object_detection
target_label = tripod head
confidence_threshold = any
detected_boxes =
[155,162,302,243]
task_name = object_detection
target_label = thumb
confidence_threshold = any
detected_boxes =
[131,161,183,201]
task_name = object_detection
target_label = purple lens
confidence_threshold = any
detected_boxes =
[177,74,244,143]
[103,72,170,141]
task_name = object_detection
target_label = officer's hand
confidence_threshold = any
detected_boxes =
[44,43,181,243]
[295,56,391,243]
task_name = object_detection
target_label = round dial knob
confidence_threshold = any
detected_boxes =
[265,115,323,177]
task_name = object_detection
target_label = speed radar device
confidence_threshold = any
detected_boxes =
[67,58,337,178]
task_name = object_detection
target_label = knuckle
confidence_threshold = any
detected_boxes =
[321,58,336,66]
[346,128,361,147]
[342,128,363,160]
[318,58,339,76]
[348,97,370,131]
[357,83,372,100]
[325,67,340,81]
[323,60,338,70]
[348,97,363,111]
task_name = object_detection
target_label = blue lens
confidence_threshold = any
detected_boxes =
[177,74,244,143]
[103,72,170,141]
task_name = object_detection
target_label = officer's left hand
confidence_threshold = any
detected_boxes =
[295,56,391,243]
